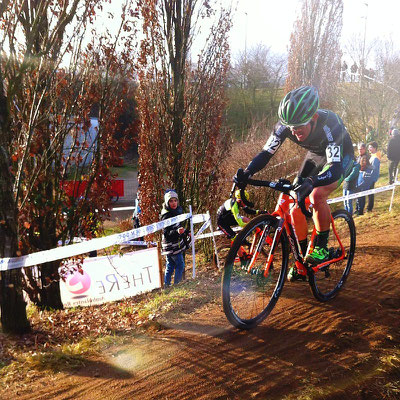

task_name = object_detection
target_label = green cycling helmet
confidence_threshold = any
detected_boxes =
[278,86,319,127]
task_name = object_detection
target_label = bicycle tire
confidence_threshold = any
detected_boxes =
[308,209,356,302]
[222,214,289,330]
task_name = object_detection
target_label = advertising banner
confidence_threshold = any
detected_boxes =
[59,248,161,308]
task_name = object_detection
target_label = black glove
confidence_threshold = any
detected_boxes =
[233,168,251,188]
[294,177,314,205]
[292,176,305,189]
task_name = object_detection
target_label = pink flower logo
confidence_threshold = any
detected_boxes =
[66,270,91,294]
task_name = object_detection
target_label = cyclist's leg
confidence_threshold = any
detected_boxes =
[292,152,322,243]
[290,206,308,241]
[309,181,337,232]
[306,155,353,264]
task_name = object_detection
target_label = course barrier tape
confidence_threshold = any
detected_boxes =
[1,181,398,271]
[327,182,399,204]
[0,213,191,271]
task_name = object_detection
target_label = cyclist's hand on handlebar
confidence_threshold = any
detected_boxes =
[292,176,305,189]
[294,177,314,205]
[233,168,251,188]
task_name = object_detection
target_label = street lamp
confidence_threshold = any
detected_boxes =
[361,2,368,82]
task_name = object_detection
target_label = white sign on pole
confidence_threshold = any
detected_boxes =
[59,248,161,308]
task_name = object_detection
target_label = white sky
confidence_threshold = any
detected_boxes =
[223,0,400,57]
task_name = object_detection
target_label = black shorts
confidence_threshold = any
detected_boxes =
[298,151,353,187]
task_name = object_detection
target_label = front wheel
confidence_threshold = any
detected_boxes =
[308,209,356,302]
[222,214,289,330]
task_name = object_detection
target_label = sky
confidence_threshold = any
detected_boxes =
[222,0,400,59]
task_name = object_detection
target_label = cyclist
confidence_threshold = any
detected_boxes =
[217,189,259,240]
[234,86,354,272]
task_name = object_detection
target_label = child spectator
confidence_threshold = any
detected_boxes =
[355,155,374,215]
[160,190,188,287]
[366,141,381,212]
[387,129,400,184]
[343,159,360,215]
[132,186,141,230]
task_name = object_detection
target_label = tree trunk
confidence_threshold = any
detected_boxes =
[38,261,63,310]
[0,270,31,334]
[0,76,30,334]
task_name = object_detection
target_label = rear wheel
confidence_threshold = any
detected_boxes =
[308,209,356,301]
[222,214,289,329]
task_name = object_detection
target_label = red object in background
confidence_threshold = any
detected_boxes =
[62,180,124,198]
[111,180,124,197]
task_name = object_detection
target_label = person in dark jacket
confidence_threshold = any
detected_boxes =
[343,160,360,215]
[355,155,374,215]
[387,129,400,184]
[160,190,188,287]
[366,141,381,212]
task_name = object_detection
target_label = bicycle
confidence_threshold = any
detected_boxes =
[222,176,356,330]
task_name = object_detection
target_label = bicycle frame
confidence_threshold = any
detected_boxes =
[254,191,346,278]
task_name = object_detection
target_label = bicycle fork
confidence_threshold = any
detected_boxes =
[247,219,284,278]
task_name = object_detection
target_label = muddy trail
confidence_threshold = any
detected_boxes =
[3,223,400,400]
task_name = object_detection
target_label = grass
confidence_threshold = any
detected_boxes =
[111,164,137,178]
[0,271,213,386]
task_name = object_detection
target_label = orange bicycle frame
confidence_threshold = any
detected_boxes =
[249,191,346,277]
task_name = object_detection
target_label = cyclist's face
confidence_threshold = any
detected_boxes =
[290,123,312,142]
[168,197,178,209]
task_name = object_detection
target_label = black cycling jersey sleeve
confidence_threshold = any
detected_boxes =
[245,126,287,176]
[245,150,273,176]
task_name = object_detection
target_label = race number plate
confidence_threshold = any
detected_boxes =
[326,144,341,162]
[263,135,281,154]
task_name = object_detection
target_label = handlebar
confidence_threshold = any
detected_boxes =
[235,177,313,218]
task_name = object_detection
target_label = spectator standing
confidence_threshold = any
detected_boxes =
[341,61,348,82]
[387,129,400,184]
[365,125,376,143]
[356,142,367,163]
[355,155,374,215]
[366,141,380,212]
[160,190,188,287]
[132,190,141,230]
[350,62,358,82]
[343,159,360,215]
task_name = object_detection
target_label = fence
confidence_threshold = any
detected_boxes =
[1,180,398,274]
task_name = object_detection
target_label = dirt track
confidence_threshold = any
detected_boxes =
[4,221,400,400]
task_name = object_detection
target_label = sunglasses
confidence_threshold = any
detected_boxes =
[286,121,310,130]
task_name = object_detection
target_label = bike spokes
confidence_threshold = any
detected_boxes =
[308,210,356,301]
[222,215,289,329]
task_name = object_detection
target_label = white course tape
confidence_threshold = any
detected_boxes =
[192,213,209,224]
[327,183,398,204]
[1,181,398,271]
[110,206,135,212]
[194,219,211,239]
[196,226,241,240]
[0,213,190,271]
